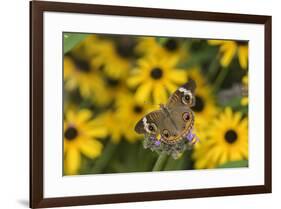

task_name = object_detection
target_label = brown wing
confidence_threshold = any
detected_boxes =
[166,79,196,109]
[134,110,165,135]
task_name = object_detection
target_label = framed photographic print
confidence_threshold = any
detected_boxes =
[30,0,272,208]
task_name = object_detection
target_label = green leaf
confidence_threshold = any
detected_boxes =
[63,33,89,54]
[156,37,169,44]
[218,160,248,168]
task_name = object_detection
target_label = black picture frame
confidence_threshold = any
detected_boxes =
[30,1,272,208]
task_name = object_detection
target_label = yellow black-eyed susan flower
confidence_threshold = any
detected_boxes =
[93,110,125,144]
[64,55,107,105]
[136,37,188,62]
[127,55,187,105]
[76,35,100,59]
[135,37,159,56]
[191,83,218,130]
[94,76,130,107]
[68,35,98,61]
[115,93,154,142]
[208,40,248,70]
[64,109,107,175]
[90,37,135,79]
[193,107,248,169]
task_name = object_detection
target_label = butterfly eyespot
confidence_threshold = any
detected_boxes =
[182,112,190,121]
[182,92,193,105]
[148,123,157,133]
[162,129,170,138]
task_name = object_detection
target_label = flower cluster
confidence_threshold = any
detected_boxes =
[143,128,199,160]
[63,34,248,174]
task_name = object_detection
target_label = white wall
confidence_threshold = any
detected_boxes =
[0,0,279,208]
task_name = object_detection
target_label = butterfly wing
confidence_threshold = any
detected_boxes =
[158,79,196,144]
[134,110,165,136]
[166,79,196,109]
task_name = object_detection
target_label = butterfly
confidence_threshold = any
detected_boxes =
[135,79,197,145]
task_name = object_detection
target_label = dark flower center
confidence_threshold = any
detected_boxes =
[224,129,238,144]
[164,39,178,52]
[192,96,204,112]
[133,105,143,114]
[237,41,248,46]
[64,127,78,141]
[150,67,163,80]
[115,41,135,59]
[70,55,91,73]
[106,77,120,87]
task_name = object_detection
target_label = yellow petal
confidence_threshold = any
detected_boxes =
[241,97,248,106]
[135,82,152,103]
[63,122,67,132]
[79,139,103,159]
[240,145,248,158]
[208,40,226,45]
[229,150,242,161]
[79,83,91,98]
[224,107,233,121]
[111,129,122,144]
[232,111,242,126]
[87,126,108,138]
[220,43,236,67]
[127,74,145,87]
[195,157,208,169]
[66,110,75,123]
[153,84,168,104]
[218,150,228,165]
[209,146,222,165]
[165,56,179,67]
[76,109,92,124]
[64,57,75,78]
[65,147,80,175]
[242,75,248,85]
[238,46,248,69]
[156,134,161,140]
[64,140,68,154]
[137,58,151,69]
[168,70,187,84]
[165,80,178,93]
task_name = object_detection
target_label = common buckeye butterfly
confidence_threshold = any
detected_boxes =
[135,79,198,158]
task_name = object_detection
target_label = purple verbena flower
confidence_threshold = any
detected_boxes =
[186,132,195,142]
[155,140,161,146]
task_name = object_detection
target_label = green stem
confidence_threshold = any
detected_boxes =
[213,67,229,92]
[207,55,220,81]
[152,153,168,171]
[91,141,118,174]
